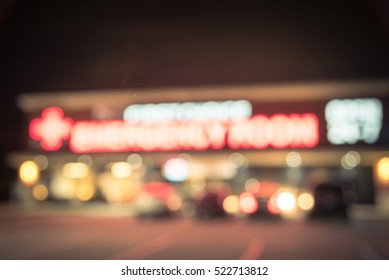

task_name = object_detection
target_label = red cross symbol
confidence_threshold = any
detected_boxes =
[29,107,73,151]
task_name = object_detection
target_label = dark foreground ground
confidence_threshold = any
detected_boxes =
[0,204,388,260]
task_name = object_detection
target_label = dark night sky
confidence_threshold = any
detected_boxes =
[1,0,389,199]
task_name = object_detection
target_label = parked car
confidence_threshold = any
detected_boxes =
[309,182,352,220]
[194,190,227,219]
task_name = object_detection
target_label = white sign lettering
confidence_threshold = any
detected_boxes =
[123,100,252,122]
[325,98,383,144]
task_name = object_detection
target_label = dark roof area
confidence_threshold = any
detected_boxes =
[1,0,389,95]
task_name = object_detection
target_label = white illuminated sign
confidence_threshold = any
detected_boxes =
[123,100,252,122]
[325,98,383,144]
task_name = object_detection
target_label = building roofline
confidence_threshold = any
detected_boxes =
[17,79,389,112]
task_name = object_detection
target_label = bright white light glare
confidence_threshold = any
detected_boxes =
[19,160,39,185]
[341,151,361,170]
[325,98,383,145]
[63,162,89,179]
[163,158,189,182]
[276,192,296,211]
[297,192,315,211]
[286,151,302,167]
[377,157,389,181]
[127,154,143,169]
[223,195,240,214]
[33,155,48,171]
[123,100,252,122]
[111,162,132,178]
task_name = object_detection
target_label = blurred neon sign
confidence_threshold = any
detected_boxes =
[29,107,319,153]
[325,98,383,144]
[123,100,252,122]
[29,107,73,151]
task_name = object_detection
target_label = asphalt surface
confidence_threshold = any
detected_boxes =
[0,204,388,260]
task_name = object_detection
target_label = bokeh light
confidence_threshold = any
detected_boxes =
[245,178,260,193]
[127,154,143,169]
[76,184,95,202]
[111,162,132,178]
[341,151,361,170]
[167,195,182,211]
[286,151,302,167]
[19,160,39,185]
[267,193,281,214]
[32,184,49,201]
[276,192,296,211]
[33,155,48,171]
[163,158,189,182]
[239,192,258,214]
[223,195,240,214]
[77,154,93,167]
[63,162,89,179]
[377,157,389,181]
[297,192,315,211]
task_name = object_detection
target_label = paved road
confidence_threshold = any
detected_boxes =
[0,205,388,260]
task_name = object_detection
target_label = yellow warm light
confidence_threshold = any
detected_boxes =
[19,161,39,185]
[76,184,94,202]
[167,195,182,211]
[32,184,49,201]
[297,192,315,211]
[111,162,132,178]
[63,162,89,179]
[377,157,389,181]
[223,195,240,214]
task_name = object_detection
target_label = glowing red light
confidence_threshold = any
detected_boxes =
[29,107,73,151]
[29,107,319,153]
[267,193,281,215]
[239,192,258,214]
[227,113,319,150]
[69,120,228,153]
[142,182,174,201]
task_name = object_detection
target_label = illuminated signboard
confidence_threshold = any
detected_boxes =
[123,100,252,122]
[325,98,383,144]
[29,106,319,153]
[29,107,73,151]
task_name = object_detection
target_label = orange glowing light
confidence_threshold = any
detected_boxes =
[32,184,49,201]
[377,157,389,182]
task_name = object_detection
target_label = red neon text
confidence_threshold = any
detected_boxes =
[29,108,319,153]
[227,113,319,149]
[69,114,318,153]
[70,121,228,153]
